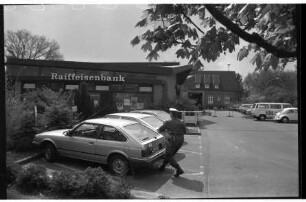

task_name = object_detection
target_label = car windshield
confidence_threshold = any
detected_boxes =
[123,123,158,142]
[141,116,164,129]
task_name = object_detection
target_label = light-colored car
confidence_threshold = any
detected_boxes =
[274,108,298,123]
[104,112,165,131]
[238,104,253,114]
[32,118,166,176]
[130,110,171,121]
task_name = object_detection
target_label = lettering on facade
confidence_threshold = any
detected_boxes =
[51,73,125,82]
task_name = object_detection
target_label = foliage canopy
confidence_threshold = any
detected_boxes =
[131,4,297,71]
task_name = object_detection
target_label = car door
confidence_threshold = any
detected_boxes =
[59,122,101,161]
[95,125,130,164]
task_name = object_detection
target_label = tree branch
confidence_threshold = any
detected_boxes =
[181,11,204,34]
[205,4,296,58]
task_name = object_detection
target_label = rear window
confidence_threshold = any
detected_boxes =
[123,123,158,142]
[141,117,164,129]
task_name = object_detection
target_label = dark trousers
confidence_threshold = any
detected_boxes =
[161,136,184,168]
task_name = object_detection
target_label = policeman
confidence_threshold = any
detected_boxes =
[158,108,186,177]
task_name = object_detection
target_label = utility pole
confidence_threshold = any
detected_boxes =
[0,5,7,199]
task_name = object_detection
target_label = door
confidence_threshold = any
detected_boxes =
[95,125,130,164]
[59,123,101,161]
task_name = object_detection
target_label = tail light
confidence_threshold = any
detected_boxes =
[141,143,153,157]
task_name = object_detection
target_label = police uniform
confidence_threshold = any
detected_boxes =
[158,108,186,177]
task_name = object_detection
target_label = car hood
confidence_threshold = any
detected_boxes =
[37,129,69,137]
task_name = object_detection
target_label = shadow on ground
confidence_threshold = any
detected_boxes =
[198,119,216,129]
[171,176,204,192]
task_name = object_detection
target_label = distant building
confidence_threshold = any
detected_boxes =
[180,70,243,109]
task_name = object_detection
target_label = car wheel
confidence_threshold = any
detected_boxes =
[109,155,129,176]
[281,117,289,123]
[259,115,266,121]
[44,143,57,162]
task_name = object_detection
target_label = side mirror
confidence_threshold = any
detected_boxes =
[64,130,72,136]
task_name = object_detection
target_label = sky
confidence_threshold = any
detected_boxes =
[4,4,296,79]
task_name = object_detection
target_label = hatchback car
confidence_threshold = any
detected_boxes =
[104,112,165,131]
[32,118,166,176]
[274,108,298,123]
[130,110,171,121]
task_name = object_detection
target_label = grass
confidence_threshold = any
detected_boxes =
[6,149,40,163]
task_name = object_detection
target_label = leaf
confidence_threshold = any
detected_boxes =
[141,41,152,52]
[193,60,203,70]
[182,40,192,48]
[135,18,147,27]
[237,47,249,61]
[176,49,186,59]
[130,36,140,46]
[146,51,159,61]
[197,6,206,20]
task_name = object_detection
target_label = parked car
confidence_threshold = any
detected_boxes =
[32,118,166,176]
[130,110,171,121]
[238,104,253,114]
[274,108,298,123]
[104,112,165,131]
[251,102,293,121]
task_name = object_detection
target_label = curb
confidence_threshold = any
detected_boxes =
[130,189,169,199]
[14,153,43,165]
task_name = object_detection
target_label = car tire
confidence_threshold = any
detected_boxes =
[281,117,289,123]
[44,143,57,162]
[109,154,129,176]
[259,115,266,121]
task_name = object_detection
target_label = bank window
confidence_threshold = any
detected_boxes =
[66,84,79,90]
[205,84,210,88]
[214,84,219,89]
[208,95,213,104]
[217,96,221,102]
[101,126,127,142]
[23,83,36,89]
[139,86,152,92]
[224,96,230,104]
[96,85,109,91]
[195,84,200,89]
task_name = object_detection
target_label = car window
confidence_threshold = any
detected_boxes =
[123,123,158,142]
[283,104,292,108]
[100,125,127,142]
[287,109,294,114]
[141,116,164,129]
[72,123,101,139]
[270,104,281,109]
[258,104,269,109]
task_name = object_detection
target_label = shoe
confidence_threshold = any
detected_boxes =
[174,169,184,177]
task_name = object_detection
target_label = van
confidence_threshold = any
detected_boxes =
[251,102,293,121]
[238,104,253,114]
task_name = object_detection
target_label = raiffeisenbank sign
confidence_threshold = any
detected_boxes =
[51,73,125,82]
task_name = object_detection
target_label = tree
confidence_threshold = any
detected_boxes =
[73,83,95,120]
[5,29,64,60]
[131,4,297,71]
[243,69,297,106]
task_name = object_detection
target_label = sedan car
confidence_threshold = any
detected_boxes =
[104,112,165,131]
[32,118,166,176]
[274,107,298,123]
[130,110,171,121]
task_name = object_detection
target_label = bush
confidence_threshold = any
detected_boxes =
[6,88,77,151]
[51,169,87,198]
[50,167,131,199]
[6,159,22,186]
[160,98,199,112]
[15,164,50,194]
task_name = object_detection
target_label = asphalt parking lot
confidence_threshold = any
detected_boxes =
[23,110,299,198]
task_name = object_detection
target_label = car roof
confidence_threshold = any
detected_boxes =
[254,102,291,105]
[106,112,154,119]
[282,107,298,110]
[84,118,138,127]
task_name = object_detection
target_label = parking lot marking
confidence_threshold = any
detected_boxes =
[180,149,202,155]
